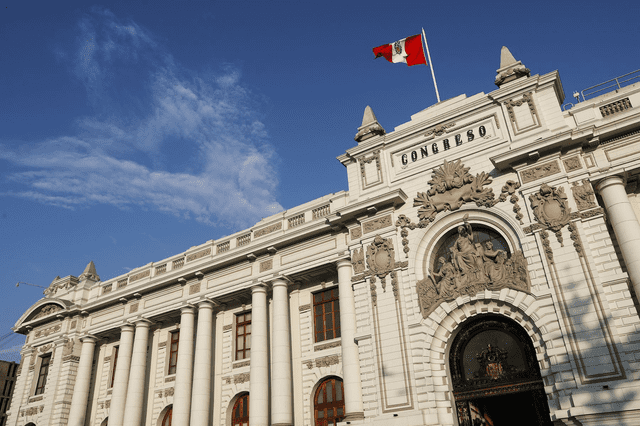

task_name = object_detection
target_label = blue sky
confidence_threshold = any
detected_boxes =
[1,0,638,361]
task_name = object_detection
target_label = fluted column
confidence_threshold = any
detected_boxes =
[250,285,269,426]
[190,301,215,426]
[597,175,640,297]
[173,306,196,425]
[122,320,151,426]
[109,324,135,426]
[67,336,97,426]
[336,259,364,420]
[271,279,293,426]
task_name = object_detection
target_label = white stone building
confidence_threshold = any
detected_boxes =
[7,48,640,426]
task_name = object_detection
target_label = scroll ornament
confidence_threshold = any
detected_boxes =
[416,215,530,319]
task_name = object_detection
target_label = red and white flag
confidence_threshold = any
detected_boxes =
[373,34,427,66]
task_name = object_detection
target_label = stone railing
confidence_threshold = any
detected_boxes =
[288,213,305,229]
[312,204,330,219]
[237,233,251,247]
[173,258,185,270]
[217,241,230,254]
[155,263,167,275]
[600,97,632,117]
[102,284,113,295]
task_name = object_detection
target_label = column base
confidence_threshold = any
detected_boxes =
[272,423,293,426]
[344,411,365,421]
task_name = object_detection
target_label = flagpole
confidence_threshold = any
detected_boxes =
[422,28,441,103]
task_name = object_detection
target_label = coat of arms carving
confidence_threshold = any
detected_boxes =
[366,235,396,279]
[413,160,495,224]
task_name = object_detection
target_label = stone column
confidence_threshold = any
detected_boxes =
[109,324,135,426]
[190,301,214,426]
[597,175,640,298]
[250,285,269,426]
[271,278,293,426]
[173,306,196,426]
[336,259,364,420]
[67,336,97,426]
[122,320,151,426]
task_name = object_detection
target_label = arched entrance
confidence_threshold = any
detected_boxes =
[449,315,551,426]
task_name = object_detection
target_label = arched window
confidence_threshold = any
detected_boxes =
[314,377,345,426]
[161,407,172,426]
[232,394,249,426]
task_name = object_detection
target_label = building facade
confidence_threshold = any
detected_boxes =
[7,48,640,426]
[0,360,19,426]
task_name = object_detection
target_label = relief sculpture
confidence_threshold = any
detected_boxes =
[416,215,530,319]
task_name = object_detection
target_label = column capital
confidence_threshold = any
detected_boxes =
[119,323,135,333]
[595,174,626,192]
[336,258,352,269]
[180,304,196,315]
[251,283,268,294]
[79,335,98,344]
[195,299,215,310]
[129,318,153,328]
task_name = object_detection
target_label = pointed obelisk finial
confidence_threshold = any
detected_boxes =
[79,260,100,281]
[495,46,530,87]
[355,105,385,143]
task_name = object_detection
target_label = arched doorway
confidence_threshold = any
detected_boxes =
[314,376,345,426]
[231,393,249,426]
[157,405,172,426]
[449,315,551,426]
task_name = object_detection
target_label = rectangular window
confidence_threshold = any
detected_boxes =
[34,354,51,395]
[110,346,119,388]
[314,288,341,343]
[168,331,180,375]
[236,312,251,360]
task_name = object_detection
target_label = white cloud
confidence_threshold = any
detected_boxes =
[0,9,283,229]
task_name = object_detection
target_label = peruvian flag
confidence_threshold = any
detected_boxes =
[373,34,427,66]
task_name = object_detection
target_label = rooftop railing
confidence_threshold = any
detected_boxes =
[580,69,640,101]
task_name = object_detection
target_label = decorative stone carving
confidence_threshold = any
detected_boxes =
[358,150,382,188]
[351,248,365,274]
[529,183,571,244]
[39,344,53,353]
[314,341,341,351]
[298,304,311,312]
[259,259,272,272]
[424,121,456,137]
[164,387,174,396]
[350,227,362,239]
[354,106,385,143]
[233,361,250,369]
[413,159,495,224]
[234,373,250,384]
[129,269,150,283]
[44,276,75,297]
[105,400,111,408]
[563,157,582,172]
[352,236,407,304]
[189,283,201,295]
[520,161,561,184]
[315,355,340,368]
[571,180,597,211]
[416,216,531,319]
[129,303,139,314]
[222,324,232,331]
[70,320,77,329]
[255,222,282,238]
[363,215,392,234]
[62,338,75,357]
[186,248,211,262]
[32,304,63,320]
[34,324,61,338]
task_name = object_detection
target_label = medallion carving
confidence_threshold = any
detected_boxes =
[529,183,570,244]
[413,159,495,224]
[416,216,531,319]
[352,235,408,305]
[571,179,597,211]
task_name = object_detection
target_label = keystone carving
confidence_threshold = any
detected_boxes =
[413,160,495,225]
[416,215,531,319]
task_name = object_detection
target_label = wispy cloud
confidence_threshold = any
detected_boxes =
[0,8,282,229]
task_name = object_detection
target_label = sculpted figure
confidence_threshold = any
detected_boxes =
[431,257,458,299]
[484,250,509,285]
[452,215,479,276]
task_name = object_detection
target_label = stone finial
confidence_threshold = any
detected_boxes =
[354,105,385,143]
[495,46,530,87]
[79,261,100,281]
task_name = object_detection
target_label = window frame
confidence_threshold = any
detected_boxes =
[313,287,341,343]
[34,354,51,396]
[314,377,345,426]
[231,393,249,426]
[235,312,251,361]
[167,330,180,375]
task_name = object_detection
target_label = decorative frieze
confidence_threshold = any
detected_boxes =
[222,324,232,332]
[233,360,250,369]
[129,269,150,283]
[315,355,340,368]
[298,304,311,312]
[520,161,560,184]
[165,376,176,383]
[187,248,211,262]
[129,303,139,314]
[189,283,201,295]
[34,324,61,338]
[314,341,341,351]
[255,222,282,238]
[362,215,392,234]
